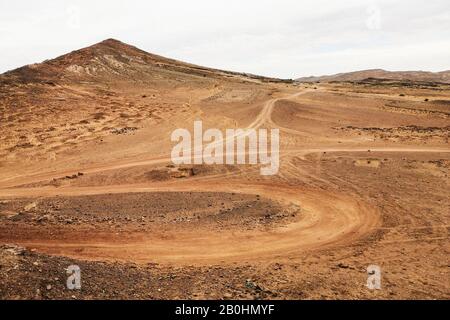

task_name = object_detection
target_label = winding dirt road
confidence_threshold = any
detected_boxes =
[0,89,448,265]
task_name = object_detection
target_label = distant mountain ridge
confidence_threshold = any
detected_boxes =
[296,69,450,83]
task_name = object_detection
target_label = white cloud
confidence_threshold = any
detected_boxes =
[0,0,449,77]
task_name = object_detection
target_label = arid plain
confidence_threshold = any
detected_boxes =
[0,39,448,299]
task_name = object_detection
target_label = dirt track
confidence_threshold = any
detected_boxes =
[0,89,447,267]
[0,40,449,299]
[0,89,380,264]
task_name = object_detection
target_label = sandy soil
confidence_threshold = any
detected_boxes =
[0,40,449,299]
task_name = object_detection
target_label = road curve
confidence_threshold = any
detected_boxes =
[1,181,381,265]
[1,89,447,265]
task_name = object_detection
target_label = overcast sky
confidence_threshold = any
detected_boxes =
[1,0,449,78]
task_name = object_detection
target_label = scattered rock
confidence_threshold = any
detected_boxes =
[3,244,26,256]
[111,127,138,135]
[24,202,37,212]
[337,262,350,269]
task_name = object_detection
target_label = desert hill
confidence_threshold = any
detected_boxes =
[0,38,449,300]
[296,68,450,83]
[1,38,291,86]
[0,39,289,166]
